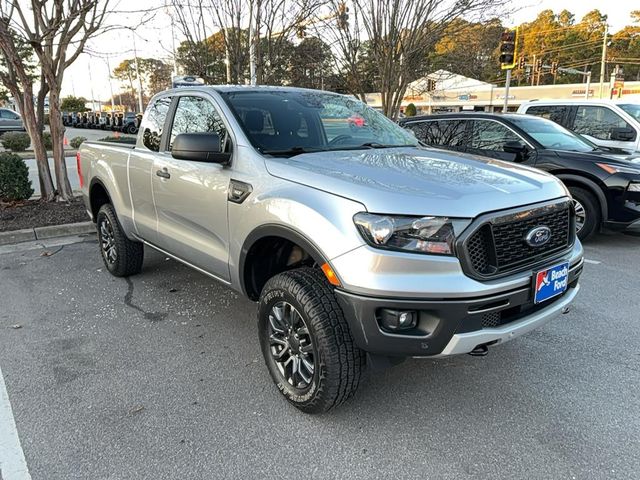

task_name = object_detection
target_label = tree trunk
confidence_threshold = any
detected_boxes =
[36,72,49,131]
[20,84,56,200]
[48,88,73,201]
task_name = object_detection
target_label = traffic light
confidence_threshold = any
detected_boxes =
[550,61,558,75]
[535,58,543,72]
[337,2,349,30]
[499,28,518,70]
[295,24,306,38]
[517,56,526,70]
[426,78,436,92]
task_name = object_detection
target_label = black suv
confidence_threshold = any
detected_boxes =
[400,113,640,240]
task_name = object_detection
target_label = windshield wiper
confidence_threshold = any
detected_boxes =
[331,143,415,151]
[262,146,321,157]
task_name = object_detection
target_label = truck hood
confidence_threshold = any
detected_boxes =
[265,147,568,217]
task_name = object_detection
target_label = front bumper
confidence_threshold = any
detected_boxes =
[335,257,583,357]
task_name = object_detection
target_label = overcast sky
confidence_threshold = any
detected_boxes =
[61,0,635,102]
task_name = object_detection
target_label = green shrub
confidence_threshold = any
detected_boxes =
[43,132,53,150]
[405,103,417,117]
[70,136,87,149]
[98,136,136,145]
[0,132,31,152]
[0,153,33,201]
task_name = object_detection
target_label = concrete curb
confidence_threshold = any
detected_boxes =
[0,221,95,246]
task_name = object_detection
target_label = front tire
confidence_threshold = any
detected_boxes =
[569,186,600,241]
[258,268,364,414]
[96,204,144,277]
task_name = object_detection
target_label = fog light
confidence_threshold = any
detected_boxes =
[379,309,418,332]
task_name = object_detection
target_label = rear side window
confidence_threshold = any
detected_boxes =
[140,97,171,152]
[573,106,636,141]
[405,119,468,147]
[525,105,568,124]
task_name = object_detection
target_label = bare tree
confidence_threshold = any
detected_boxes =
[323,0,512,118]
[2,0,110,201]
[171,0,327,85]
[0,14,55,199]
[255,0,326,84]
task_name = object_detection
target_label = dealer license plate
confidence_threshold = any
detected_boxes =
[533,262,569,304]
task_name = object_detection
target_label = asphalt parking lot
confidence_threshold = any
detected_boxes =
[1,229,639,479]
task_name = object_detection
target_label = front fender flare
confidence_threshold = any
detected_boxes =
[239,224,331,299]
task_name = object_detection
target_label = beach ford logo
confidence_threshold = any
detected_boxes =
[525,226,552,247]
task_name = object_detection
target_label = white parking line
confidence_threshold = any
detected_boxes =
[0,365,31,480]
[584,259,602,265]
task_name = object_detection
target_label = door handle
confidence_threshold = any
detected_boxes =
[156,168,170,179]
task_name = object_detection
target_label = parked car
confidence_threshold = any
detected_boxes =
[400,112,640,240]
[0,108,26,133]
[121,112,141,134]
[79,86,583,413]
[518,99,640,154]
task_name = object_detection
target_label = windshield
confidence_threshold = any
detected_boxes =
[509,115,595,152]
[620,104,640,121]
[220,90,418,156]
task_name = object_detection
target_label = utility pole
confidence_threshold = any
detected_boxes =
[131,31,144,113]
[585,71,591,99]
[531,54,536,86]
[170,17,178,78]
[503,69,511,112]
[599,23,608,99]
[105,55,116,112]
[249,2,257,86]
[224,33,231,84]
[87,60,96,111]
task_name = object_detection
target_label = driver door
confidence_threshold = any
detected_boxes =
[466,119,536,165]
[151,93,233,281]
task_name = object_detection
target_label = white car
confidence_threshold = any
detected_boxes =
[518,99,640,154]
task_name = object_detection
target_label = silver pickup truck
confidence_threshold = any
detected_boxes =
[79,86,583,413]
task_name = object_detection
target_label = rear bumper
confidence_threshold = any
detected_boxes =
[335,258,583,358]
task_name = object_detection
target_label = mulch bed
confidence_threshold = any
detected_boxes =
[0,196,89,232]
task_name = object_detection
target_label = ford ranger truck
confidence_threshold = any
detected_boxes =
[78,86,584,413]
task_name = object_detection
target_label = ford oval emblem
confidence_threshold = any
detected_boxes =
[525,226,552,247]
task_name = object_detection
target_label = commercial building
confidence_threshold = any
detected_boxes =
[365,70,640,114]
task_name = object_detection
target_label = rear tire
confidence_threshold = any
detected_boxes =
[569,186,600,241]
[96,204,144,277]
[258,267,365,414]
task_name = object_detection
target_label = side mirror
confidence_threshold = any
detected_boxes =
[503,141,530,162]
[610,127,636,142]
[171,133,231,164]
[503,140,528,154]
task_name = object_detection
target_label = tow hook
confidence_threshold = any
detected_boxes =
[468,344,489,357]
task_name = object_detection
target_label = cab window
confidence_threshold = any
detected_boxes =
[572,105,636,141]
[525,105,568,125]
[140,97,171,152]
[168,96,228,152]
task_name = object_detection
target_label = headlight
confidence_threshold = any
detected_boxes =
[628,183,640,192]
[353,213,470,255]
[596,163,640,175]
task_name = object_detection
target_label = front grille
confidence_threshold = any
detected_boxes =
[462,201,573,278]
